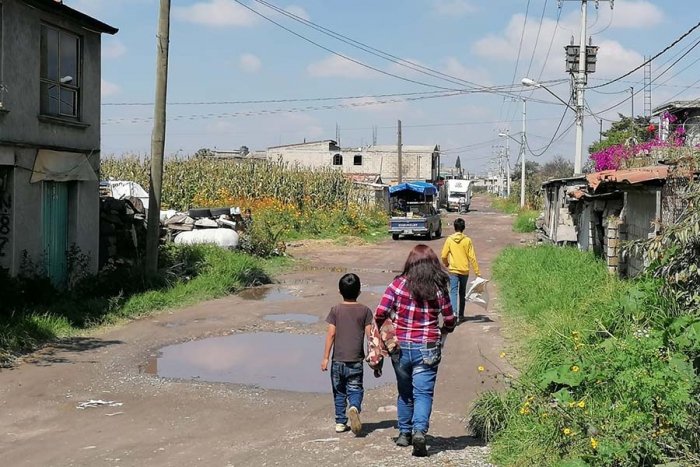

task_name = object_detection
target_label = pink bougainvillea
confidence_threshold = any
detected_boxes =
[590,112,686,171]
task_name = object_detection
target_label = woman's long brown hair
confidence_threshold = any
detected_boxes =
[399,244,450,302]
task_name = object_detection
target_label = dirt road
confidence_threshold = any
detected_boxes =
[0,196,521,467]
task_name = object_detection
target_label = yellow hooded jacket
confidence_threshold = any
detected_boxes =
[441,232,481,276]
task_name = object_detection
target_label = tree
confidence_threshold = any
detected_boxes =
[540,155,574,180]
[455,156,462,170]
[511,160,541,181]
[588,114,653,156]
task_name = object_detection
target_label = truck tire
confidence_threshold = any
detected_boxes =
[392,234,400,241]
[425,227,433,240]
[188,208,212,219]
[436,225,442,238]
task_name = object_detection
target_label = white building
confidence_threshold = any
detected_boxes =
[266,140,440,184]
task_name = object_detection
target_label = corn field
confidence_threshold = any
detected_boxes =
[101,156,356,212]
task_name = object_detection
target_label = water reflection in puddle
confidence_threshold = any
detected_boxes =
[142,333,395,393]
[263,314,319,324]
[238,286,298,302]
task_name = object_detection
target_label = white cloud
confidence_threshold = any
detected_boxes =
[432,0,476,17]
[284,5,310,21]
[442,57,491,85]
[473,11,643,80]
[239,53,262,73]
[602,0,665,29]
[173,0,258,28]
[307,55,377,79]
[101,79,120,97]
[340,97,410,114]
[102,39,126,59]
[172,1,310,28]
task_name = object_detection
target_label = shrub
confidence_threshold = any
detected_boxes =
[513,210,539,233]
[473,246,700,467]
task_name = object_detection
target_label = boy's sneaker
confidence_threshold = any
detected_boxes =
[347,406,362,435]
[412,431,428,457]
[395,432,412,447]
[335,423,349,433]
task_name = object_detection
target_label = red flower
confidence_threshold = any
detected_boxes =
[648,124,656,133]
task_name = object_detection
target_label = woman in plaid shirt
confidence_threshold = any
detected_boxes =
[375,244,455,457]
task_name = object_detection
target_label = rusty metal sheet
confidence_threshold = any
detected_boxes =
[586,166,669,192]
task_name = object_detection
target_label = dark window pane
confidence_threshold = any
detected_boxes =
[41,26,59,81]
[60,88,76,116]
[59,32,78,84]
[41,82,60,115]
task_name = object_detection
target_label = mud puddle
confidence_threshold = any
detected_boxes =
[142,332,394,393]
[263,314,319,324]
[299,266,400,275]
[238,286,299,302]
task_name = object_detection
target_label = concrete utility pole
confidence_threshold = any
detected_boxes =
[630,86,634,121]
[397,120,403,184]
[573,0,587,175]
[146,0,172,274]
[504,130,511,198]
[520,99,527,208]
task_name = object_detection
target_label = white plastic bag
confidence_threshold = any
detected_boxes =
[467,277,490,310]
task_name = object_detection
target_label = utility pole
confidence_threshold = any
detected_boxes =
[630,86,634,120]
[573,0,587,175]
[503,129,511,198]
[397,120,402,184]
[146,0,171,274]
[520,99,527,208]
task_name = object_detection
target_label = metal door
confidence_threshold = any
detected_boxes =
[42,181,68,286]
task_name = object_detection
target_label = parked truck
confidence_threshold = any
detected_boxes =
[388,182,442,240]
[443,179,473,212]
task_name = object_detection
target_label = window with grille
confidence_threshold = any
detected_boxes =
[333,154,343,165]
[40,24,81,119]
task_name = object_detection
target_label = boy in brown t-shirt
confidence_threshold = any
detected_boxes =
[321,273,373,436]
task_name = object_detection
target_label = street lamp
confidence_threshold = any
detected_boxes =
[522,77,583,175]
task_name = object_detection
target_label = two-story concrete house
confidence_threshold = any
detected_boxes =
[267,140,441,184]
[0,0,117,284]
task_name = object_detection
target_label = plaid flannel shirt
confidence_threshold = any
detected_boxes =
[375,277,455,344]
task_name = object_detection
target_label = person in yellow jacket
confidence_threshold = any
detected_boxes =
[440,218,481,322]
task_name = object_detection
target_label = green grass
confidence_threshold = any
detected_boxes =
[492,196,540,233]
[470,246,700,467]
[512,210,539,233]
[0,245,286,365]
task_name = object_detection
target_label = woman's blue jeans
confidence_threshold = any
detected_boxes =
[391,341,441,434]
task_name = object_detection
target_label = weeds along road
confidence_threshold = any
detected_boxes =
[0,196,523,467]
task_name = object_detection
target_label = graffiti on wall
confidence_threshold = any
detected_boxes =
[0,167,11,264]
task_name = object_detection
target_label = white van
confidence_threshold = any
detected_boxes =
[445,179,472,212]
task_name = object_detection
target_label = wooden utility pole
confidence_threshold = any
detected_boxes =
[146,0,172,273]
[397,120,403,184]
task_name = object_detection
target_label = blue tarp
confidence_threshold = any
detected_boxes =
[389,181,438,196]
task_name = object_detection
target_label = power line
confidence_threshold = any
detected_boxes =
[501,0,533,128]
[527,94,574,157]
[589,19,700,89]
[525,0,548,80]
[250,0,529,99]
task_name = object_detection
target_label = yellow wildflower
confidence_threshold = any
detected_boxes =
[541,413,548,419]
[572,331,579,336]
[477,366,485,372]
[569,402,575,408]
[591,437,598,450]
[571,366,580,372]
[500,352,506,358]
[563,428,571,435]
[577,401,586,408]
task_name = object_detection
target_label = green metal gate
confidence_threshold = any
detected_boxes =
[42,181,68,286]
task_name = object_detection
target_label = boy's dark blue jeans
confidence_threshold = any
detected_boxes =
[331,360,364,424]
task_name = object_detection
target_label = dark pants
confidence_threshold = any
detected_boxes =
[450,273,469,318]
[331,361,364,424]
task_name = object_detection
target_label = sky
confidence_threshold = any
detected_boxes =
[71,0,700,174]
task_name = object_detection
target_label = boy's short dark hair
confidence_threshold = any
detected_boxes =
[339,273,361,300]
[454,218,466,232]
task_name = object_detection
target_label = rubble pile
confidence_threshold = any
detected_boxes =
[99,197,147,267]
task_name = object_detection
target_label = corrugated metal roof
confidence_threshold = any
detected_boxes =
[586,166,669,192]
[652,100,700,116]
